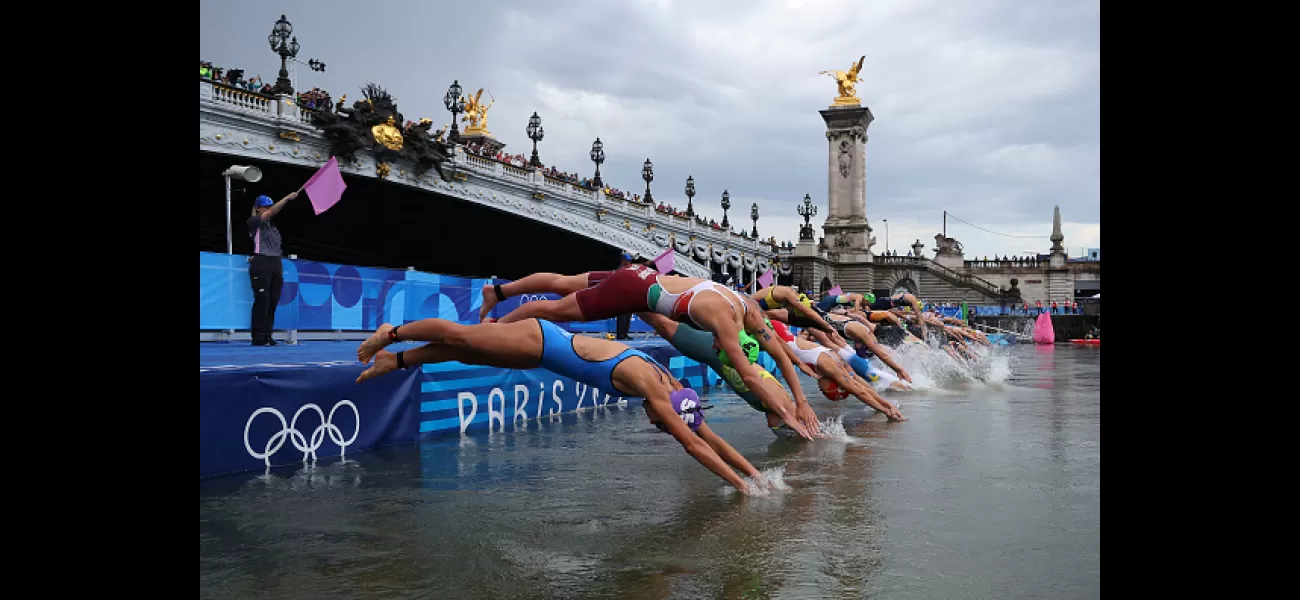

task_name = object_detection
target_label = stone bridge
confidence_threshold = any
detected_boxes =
[198,80,784,282]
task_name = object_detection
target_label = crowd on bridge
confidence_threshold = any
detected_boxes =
[200,60,266,92]
[200,58,336,114]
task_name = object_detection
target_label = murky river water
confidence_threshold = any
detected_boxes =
[200,344,1099,599]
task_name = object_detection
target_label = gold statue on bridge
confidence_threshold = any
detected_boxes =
[462,88,495,136]
[819,55,865,106]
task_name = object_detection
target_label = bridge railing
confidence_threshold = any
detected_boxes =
[200,79,771,261]
[872,254,1001,297]
[965,259,1052,269]
[447,151,764,255]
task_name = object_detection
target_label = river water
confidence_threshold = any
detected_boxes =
[200,343,1100,599]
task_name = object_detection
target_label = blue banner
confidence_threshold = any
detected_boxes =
[416,362,638,437]
[201,252,655,333]
[200,252,491,331]
[199,364,422,478]
[410,341,778,437]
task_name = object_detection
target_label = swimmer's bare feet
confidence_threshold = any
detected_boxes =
[478,284,499,322]
[357,323,394,364]
[356,349,399,384]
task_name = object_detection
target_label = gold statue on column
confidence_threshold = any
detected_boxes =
[819,55,865,106]
[461,88,495,136]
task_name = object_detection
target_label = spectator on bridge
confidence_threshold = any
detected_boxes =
[1036,299,1043,315]
[247,189,301,346]
[1051,301,1059,314]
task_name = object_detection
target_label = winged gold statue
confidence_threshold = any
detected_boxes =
[819,55,865,106]
[461,88,495,135]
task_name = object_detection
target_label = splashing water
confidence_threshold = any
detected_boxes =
[725,466,791,497]
[881,339,1013,389]
[983,354,1012,384]
[816,415,857,442]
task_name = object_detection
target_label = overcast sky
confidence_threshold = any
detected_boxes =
[201,0,1099,259]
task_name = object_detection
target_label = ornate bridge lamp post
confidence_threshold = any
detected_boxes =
[685,176,696,217]
[267,14,301,95]
[443,80,465,144]
[526,112,545,167]
[590,138,605,188]
[642,158,655,203]
[797,194,817,240]
[750,203,760,238]
[720,190,731,229]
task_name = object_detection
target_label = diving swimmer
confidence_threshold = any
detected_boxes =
[818,313,913,386]
[750,285,835,334]
[485,265,822,437]
[869,290,927,339]
[638,312,819,438]
[355,318,774,493]
[816,292,870,313]
[769,320,906,421]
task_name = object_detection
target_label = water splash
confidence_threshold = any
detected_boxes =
[983,354,1012,384]
[733,466,790,497]
[816,415,856,442]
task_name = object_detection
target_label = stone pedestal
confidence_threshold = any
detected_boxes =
[934,251,964,270]
[794,239,819,258]
[460,132,505,156]
[819,104,876,255]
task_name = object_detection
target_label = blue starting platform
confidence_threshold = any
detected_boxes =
[199,339,778,479]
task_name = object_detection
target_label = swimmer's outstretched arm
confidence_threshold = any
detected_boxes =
[904,294,927,338]
[778,335,821,379]
[806,327,846,350]
[641,382,751,494]
[850,325,911,384]
[694,422,761,480]
[837,365,906,420]
[779,288,837,333]
[744,316,822,437]
[873,311,903,327]
[713,322,814,440]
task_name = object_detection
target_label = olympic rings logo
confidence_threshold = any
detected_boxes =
[518,294,550,304]
[243,400,360,467]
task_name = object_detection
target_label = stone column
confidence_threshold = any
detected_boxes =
[1046,205,1072,303]
[819,105,875,257]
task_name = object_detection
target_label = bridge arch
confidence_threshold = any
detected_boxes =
[891,277,918,296]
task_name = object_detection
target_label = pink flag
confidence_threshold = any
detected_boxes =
[757,269,774,289]
[827,285,843,296]
[302,156,348,215]
[653,248,675,274]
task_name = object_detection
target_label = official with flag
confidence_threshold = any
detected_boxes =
[245,157,349,346]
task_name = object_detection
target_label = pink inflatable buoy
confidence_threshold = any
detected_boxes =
[1032,312,1055,344]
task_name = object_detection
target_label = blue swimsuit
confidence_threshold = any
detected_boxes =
[536,319,669,395]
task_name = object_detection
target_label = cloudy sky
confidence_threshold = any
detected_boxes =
[201,0,1099,259]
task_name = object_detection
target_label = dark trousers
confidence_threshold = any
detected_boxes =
[249,255,284,343]
[615,313,631,339]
